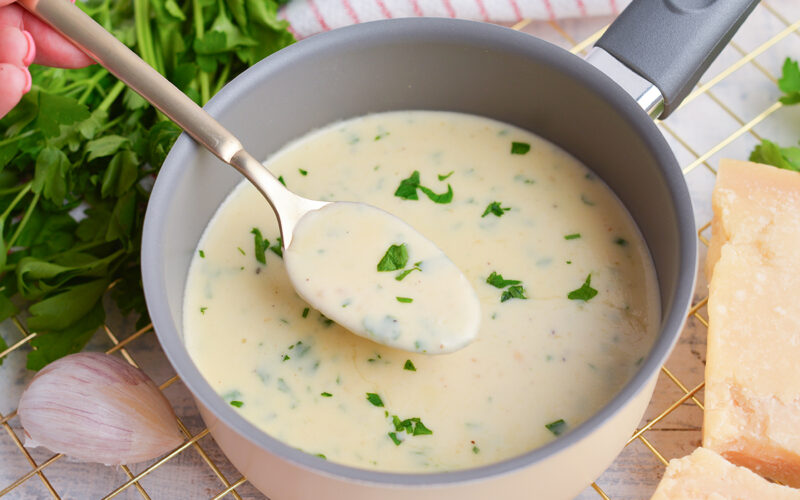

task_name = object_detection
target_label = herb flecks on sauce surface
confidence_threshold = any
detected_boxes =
[184,111,660,473]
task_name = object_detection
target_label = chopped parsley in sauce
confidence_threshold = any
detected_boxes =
[500,285,527,302]
[388,432,402,445]
[403,360,416,371]
[396,297,413,303]
[482,201,511,218]
[545,419,567,436]
[395,261,422,281]
[472,445,480,454]
[391,415,433,437]
[377,243,408,271]
[230,400,243,408]
[251,228,268,264]
[237,246,245,255]
[564,233,581,240]
[615,237,628,246]
[394,170,453,203]
[374,132,390,141]
[486,272,521,288]
[278,175,286,186]
[394,171,421,200]
[511,141,531,155]
[487,271,527,302]
[438,171,454,181]
[366,393,384,407]
[299,169,308,176]
[320,392,332,397]
[302,307,309,318]
[568,274,598,301]
[270,237,283,258]
[200,307,207,314]
[198,250,205,258]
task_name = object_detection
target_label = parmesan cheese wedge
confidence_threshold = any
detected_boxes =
[704,159,800,487]
[651,447,800,500]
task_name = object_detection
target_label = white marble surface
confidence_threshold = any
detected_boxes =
[2,2,800,498]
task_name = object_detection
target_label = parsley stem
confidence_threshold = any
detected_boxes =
[7,190,39,248]
[193,0,211,105]
[0,130,36,149]
[77,69,110,105]
[0,182,32,221]
[98,81,125,112]
[213,61,232,96]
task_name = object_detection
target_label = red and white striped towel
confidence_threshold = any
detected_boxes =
[279,0,630,40]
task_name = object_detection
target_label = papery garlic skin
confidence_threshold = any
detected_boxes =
[18,352,184,465]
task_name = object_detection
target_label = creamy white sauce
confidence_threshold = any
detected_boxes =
[285,202,481,353]
[183,111,660,472]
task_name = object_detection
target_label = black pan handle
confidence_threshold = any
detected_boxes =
[595,0,760,118]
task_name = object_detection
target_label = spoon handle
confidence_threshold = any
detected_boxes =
[19,0,323,244]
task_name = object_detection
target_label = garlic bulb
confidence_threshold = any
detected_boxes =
[17,352,184,465]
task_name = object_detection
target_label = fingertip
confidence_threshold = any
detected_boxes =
[0,64,28,119]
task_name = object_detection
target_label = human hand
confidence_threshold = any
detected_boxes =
[0,0,93,118]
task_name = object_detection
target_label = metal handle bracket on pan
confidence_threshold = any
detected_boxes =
[590,0,761,119]
[585,48,665,119]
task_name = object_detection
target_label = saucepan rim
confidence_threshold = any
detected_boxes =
[142,17,697,487]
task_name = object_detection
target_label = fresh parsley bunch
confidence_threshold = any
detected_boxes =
[0,0,293,369]
[749,57,800,171]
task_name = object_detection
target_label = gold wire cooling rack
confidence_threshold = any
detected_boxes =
[1,3,799,498]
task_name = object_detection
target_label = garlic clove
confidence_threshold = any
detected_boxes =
[17,352,184,465]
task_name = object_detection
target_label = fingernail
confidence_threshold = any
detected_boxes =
[22,66,31,93]
[22,30,36,66]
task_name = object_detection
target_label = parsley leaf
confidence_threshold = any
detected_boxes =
[394,170,453,203]
[564,233,581,240]
[567,274,598,301]
[377,244,408,272]
[438,171,454,181]
[418,184,453,204]
[251,227,268,264]
[394,171,421,200]
[270,237,283,258]
[411,418,433,436]
[395,261,422,281]
[230,400,244,408]
[388,432,402,445]
[482,201,511,218]
[299,168,308,176]
[749,139,800,172]
[545,419,567,436]
[511,142,531,155]
[500,285,528,302]
[366,392,384,407]
[396,297,413,303]
[320,392,332,397]
[403,360,416,371]
[486,271,521,288]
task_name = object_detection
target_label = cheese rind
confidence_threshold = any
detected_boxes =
[704,159,800,487]
[651,447,800,500]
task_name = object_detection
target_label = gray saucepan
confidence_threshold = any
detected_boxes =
[141,1,757,498]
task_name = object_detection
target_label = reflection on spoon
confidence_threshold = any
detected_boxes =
[285,202,481,354]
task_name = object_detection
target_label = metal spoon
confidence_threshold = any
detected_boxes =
[21,0,481,354]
